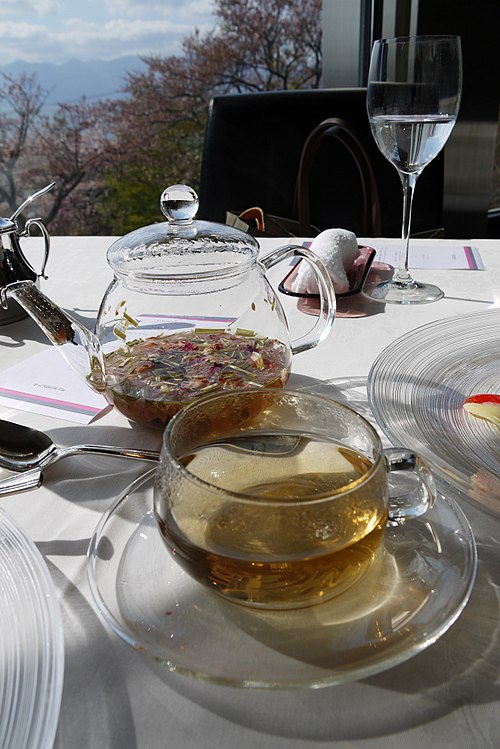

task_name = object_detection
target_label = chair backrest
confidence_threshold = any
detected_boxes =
[295,116,382,236]
[197,88,445,238]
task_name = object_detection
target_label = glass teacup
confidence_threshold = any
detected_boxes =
[153,389,435,610]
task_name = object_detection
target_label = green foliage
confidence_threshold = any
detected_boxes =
[96,118,205,234]
[97,168,167,235]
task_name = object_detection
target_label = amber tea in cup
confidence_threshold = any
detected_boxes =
[154,390,434,609]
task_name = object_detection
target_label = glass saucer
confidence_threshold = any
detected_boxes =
[87,471,476,689]
[368,308,500,512]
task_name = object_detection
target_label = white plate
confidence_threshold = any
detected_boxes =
[368,309,500,512]
[87,471,476,689]
[0,508,64,748]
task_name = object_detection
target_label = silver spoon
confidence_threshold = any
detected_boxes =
[0,420,301,473]
[0,421,301,495]
[0,419,160,473]
[0,418,161,496]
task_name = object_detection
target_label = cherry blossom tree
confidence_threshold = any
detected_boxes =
[35,99,117,234]
[0,73,47,217]
[0,70,115,232]
[0,0,322,234]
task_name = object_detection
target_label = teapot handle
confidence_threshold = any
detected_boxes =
[20,218,51,279]
[260,244,335,354]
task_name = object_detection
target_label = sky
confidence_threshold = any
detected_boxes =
[0,0,216,65]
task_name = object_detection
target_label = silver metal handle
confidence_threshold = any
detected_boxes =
[22,218,51,278]
[0,469,42,495]
[0,445,160,496]
[57,444,160,463]
[10,182,56,222]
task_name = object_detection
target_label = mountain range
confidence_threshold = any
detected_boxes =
[0,57,148,110]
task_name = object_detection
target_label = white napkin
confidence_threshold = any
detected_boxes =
[290,229,359,295]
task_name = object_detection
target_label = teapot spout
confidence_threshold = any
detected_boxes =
[1,280,105,391]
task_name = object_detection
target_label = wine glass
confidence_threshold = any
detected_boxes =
[366,35,462,304]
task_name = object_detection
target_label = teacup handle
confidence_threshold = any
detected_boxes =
[260,244,336,354]
[384,448,436,521]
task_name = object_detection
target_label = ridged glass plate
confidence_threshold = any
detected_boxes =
[0,508,64,749]
[368,308,500,511]
[87,471,476,689]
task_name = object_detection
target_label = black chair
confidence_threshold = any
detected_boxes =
[198,88,445,238]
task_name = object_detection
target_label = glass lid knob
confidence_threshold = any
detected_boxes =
[160,184,199,224]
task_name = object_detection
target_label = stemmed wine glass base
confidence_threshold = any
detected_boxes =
[366,279,444,305]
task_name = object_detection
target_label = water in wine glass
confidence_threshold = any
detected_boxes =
[365,35,462,305]
[370,114,456,175]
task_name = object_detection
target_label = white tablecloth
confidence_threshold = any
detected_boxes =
[1,236,500,749]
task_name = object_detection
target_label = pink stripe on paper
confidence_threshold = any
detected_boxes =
[0,387,102,415]
[463,246,478,269]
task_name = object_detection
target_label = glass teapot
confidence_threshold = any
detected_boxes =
[1,185,335,428]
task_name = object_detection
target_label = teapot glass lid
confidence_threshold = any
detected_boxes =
[106,185,259,280]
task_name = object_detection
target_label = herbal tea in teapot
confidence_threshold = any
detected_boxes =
[103,328,291,427]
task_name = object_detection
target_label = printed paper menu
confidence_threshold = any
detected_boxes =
[365,241,484,270]
[0,348,109,424]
